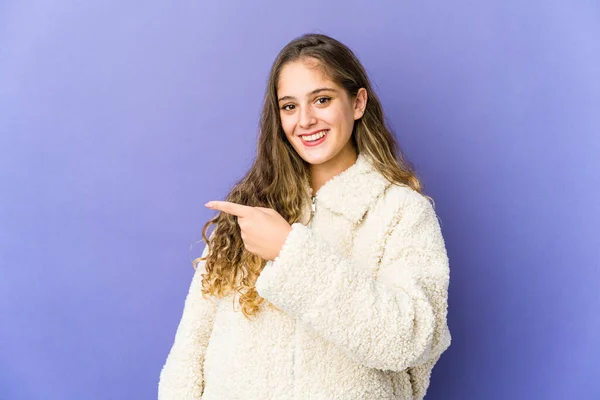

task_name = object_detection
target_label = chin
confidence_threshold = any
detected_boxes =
[298,151,335,166]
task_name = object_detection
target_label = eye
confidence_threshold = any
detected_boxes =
[316,97,331,105]
[281,104,295,111]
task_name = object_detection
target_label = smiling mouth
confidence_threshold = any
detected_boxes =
[300,129,329,143]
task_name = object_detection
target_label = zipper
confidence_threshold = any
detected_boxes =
[308,195,316,228]
[292,194,316,397]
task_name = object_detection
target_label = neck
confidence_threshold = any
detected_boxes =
[309,145,358,196]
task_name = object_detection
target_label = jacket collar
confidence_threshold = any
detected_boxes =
[305,152,392,224]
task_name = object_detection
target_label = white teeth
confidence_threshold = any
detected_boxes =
[301,130,327,142]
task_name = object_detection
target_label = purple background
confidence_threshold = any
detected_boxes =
[1,1,599,399]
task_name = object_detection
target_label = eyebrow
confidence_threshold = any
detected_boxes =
[277,87,337,103]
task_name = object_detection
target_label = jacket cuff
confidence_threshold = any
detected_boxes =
[255,222,324,316]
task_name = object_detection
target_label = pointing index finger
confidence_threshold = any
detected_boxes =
[205,201,253,217]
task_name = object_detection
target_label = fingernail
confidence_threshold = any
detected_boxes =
[205,202,213,207]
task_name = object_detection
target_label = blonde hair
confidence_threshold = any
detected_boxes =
[194,33,432,319]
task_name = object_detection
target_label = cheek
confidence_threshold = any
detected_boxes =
[324,107,351,131]
[280,115,295,139]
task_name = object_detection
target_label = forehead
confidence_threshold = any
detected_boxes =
[277,59,339,96]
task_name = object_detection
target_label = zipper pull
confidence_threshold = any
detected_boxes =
[308,195,316,228]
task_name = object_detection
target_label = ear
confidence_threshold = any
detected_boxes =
[353,88,368,120]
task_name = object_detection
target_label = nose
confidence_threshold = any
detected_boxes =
[298,105,316,129]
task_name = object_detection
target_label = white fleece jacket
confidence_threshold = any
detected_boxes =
[158,152,451,399]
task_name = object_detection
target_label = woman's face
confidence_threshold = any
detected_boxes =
[277,58,367,166]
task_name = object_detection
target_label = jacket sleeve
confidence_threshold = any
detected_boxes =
[254,194,452,372]
[158,242,218,400]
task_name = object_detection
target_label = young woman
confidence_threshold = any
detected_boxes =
[158,33,451,400]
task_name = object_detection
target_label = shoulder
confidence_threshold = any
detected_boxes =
[376,183,436,222]
[376,184,449,277]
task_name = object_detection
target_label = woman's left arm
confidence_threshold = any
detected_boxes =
[255,194,452,372]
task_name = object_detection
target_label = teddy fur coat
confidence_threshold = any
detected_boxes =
[158,152,452,399]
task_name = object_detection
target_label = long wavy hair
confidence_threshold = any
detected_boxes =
[194,33,432,319]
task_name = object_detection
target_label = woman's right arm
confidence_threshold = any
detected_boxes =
[158,242,218,400]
